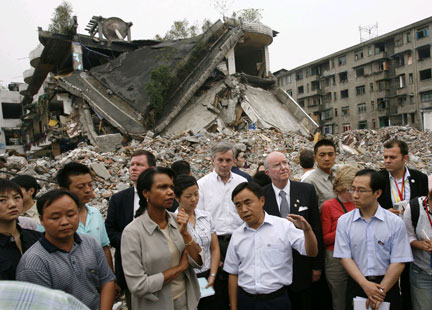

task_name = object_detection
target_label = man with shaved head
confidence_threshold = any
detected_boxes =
[263,151,324,310]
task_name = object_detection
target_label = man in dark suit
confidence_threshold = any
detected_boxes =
[379,139,429,211]
[105,150,156,309]
[263,151,324,310]
[378,139,429,310]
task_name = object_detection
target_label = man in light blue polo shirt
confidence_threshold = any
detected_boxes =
[334,169,413,310]
[224,182,318,310]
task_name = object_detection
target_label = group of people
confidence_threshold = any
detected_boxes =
[1,138,431,310]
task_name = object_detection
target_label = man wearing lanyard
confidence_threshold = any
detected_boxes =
[378,139,429,310]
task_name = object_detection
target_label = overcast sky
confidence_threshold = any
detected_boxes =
[0,0,431,86]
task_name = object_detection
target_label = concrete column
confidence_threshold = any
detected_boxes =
[263,46,270,78]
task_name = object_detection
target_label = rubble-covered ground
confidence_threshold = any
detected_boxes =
[1,126,431,219]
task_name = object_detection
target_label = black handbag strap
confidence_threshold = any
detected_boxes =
[336,198,348,213]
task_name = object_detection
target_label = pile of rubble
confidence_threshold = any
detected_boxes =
[1,126,431,217]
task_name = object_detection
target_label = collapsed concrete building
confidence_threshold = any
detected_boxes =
[20,16,317,156]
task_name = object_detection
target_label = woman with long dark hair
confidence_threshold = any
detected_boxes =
[121,167,203,310]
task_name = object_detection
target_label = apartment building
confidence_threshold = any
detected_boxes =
[275,16,432,134]
[0,83,24,153]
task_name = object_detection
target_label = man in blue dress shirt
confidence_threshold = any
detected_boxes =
[334,169,413,310]
[224,182,318,310]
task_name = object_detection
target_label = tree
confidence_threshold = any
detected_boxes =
[155,18,212,41]
[230,8,263,23]
[48,1,74,34]
[154,7,263,41]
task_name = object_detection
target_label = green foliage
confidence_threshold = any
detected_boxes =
[145,65,174,124]
[48,1,73,34]
[230,8,263,23]
[155,18,212,41]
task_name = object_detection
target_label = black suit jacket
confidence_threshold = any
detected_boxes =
[378,168,429,210]
[263,181,324,292]
[105,186,135,289]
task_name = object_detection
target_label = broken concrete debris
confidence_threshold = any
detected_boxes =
[1,126,431,220]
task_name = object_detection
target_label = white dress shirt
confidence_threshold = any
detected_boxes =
[272,181,291,213]
[389,168,411,207]
[133,186,140,216]
[223,212,306,294]
[197,171,247,235]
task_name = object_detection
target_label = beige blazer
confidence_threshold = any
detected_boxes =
[121,210,202,310]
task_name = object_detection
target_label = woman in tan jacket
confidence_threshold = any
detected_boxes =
[121,167,204,310]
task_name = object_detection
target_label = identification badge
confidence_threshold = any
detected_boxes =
[393,200,408,216]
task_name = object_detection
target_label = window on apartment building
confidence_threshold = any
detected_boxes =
[1,102,22,119]
[298,100,305,107]
[358,103,367,113]
[409,94,414,104]
[307,84,310,93]
[311,81,320,91]
[377,98,387,110]
[286,89,293,96]
[398,96,407,106]
[378,80,389,91]
[394,34,404,47]
[394,55,405,67]
[370,83,374,92]
[416,27,430,39]
[358,121,368,129]
[421,90,432,102]
[341,89,349,98]
[399,74,406,88]
[356,68,364,77]
[375,42,385,54]
[298,85,304,94]
[376,61,388,72]
[334,108,338,117]
[342,124,351,132]
[418,45,431,61]
[371,101,375,110]
[372,119,376,128]
[280,75,292,86]
[305,68,311,78]
[341,106,349,115]
[333,92,337,101]
[323,93,332,104]
[368,46,373,56]
[409,73,414,84]
[356,85,366,96]
[406,32,412,43]
[322,109,333,120]
[339,71,348,82]
[323,124,333,134]
[354,50,364,61]
[3,129,22,146]
[338,55,347,66]
[420,68,432,80]
[296,71,303,80]
[379,116,390,127]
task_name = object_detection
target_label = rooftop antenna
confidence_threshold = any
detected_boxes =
[359,23,378,42]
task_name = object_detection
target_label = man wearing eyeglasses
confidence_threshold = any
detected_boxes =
[334,169,413,310]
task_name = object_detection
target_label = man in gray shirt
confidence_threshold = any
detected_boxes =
[17,189,115,310]
[303,139,337,209]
